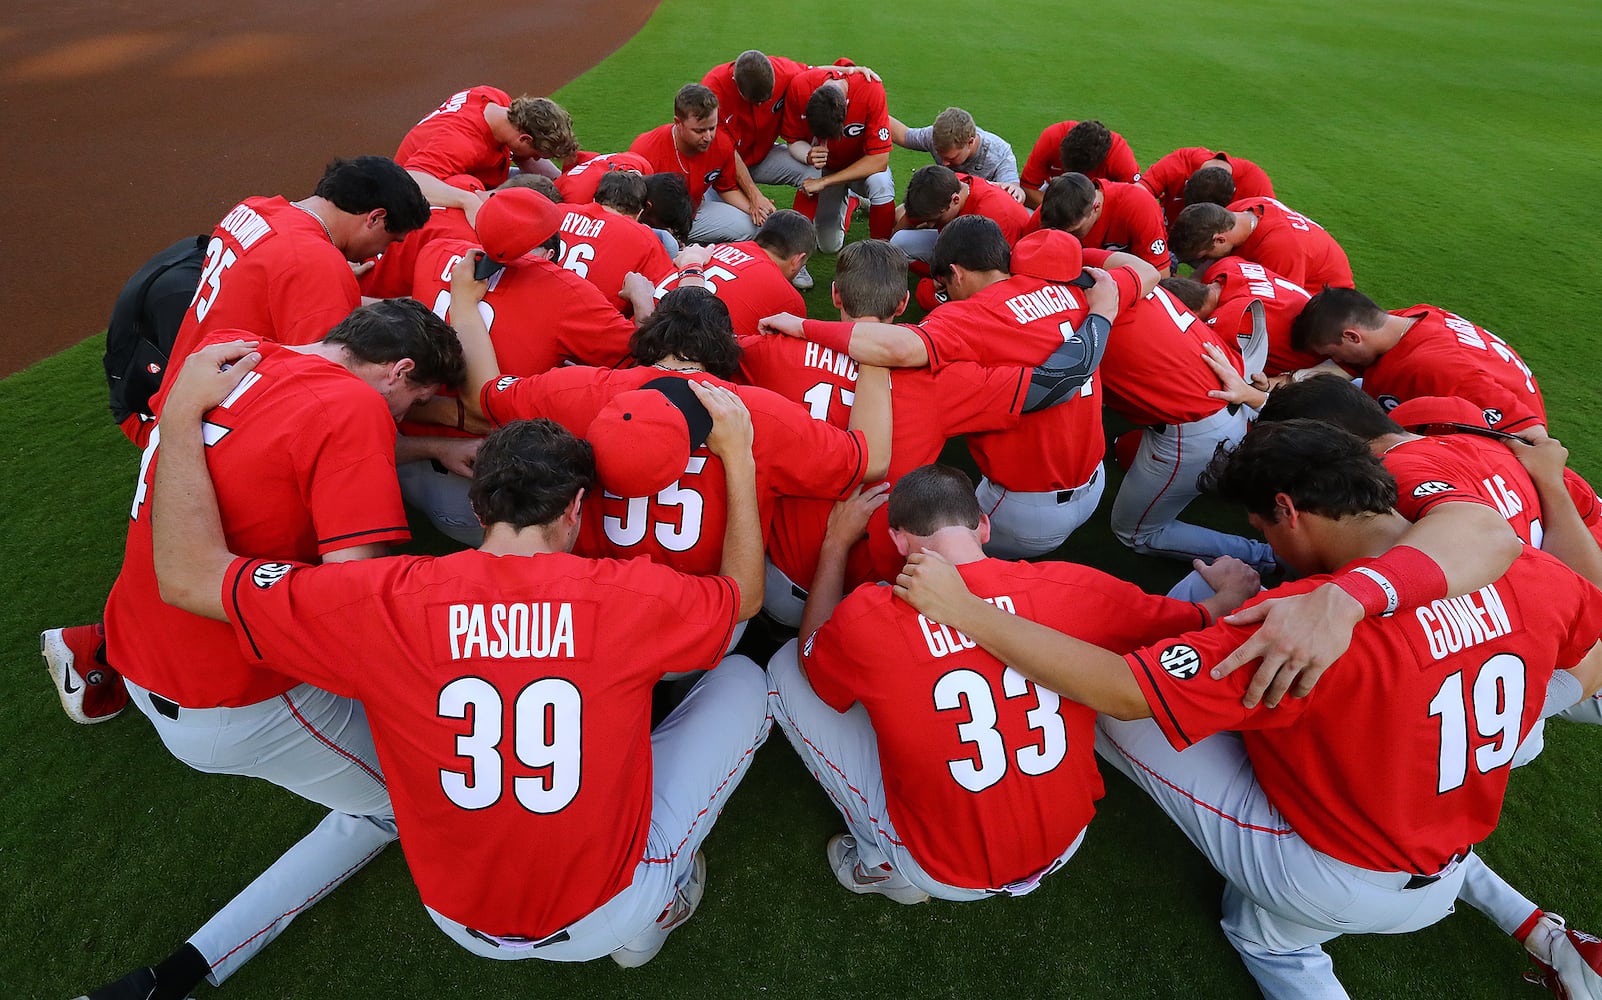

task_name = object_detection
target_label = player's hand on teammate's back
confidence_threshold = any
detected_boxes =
[825,482,892,548]
[166,340,262,420]
[895,550,977,625]
[998,182,1026,203]
[690,380,754,459]
[1201,342,1269,409]
[757,312,806,339]
[1083,267,1120,321]
[449,251,490,306]
[749,194,776,226]
[1214,584,1367,708]
[1506,432,1567,488]
[1193,556,1262,618]
[674,244,716,269]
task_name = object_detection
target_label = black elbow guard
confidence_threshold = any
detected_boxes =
[1023,314,1111,412]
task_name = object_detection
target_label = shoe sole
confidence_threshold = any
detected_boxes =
[41,629,119,725]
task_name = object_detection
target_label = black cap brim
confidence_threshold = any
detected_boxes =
[643,376,714,452]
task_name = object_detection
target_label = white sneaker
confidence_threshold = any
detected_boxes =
[792,264,814,291]
[611,851,706,967]
[1525,912,1602,999]
[826,834,929,904]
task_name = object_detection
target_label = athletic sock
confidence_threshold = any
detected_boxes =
[868,202,895,240]
[792,190,820,220]
[152,943,209,999]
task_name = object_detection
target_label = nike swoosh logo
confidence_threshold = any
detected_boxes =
[62,665,80,695]
[851,865,892,886]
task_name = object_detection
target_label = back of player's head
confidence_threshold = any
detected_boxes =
[507,96,578,160]
[314,156,430,234]
[1167,202,1234,263]
[733,50,775,103]
[904,165,963,221]
[1039,173,1097,232]
[1158,275,1210,313]
[629,286,741,379]
[497,173,564,203]
[753,209,817,259]
[324,298,466,389]
[674,83,719,121]
[641,173,693,243]
[1201,419,1397,524]
[1060,120,1113,174]
[888,464,983,535]
[1183,165,1236,208]
[931,107,976,152]
[594,170,648,215]
[804,84,848,140]
[469,419,596,531]
[932,215,1011,279]
[1290,287,1388,352]
[1257,374,1406,441]
[835,240,908,321]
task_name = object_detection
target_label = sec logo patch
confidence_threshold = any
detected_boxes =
[1150,238,1166,255]
[878,127,890,141]
[252,562,294,590]
[1412,480,1455,497]
[844,123,866,137]
[1158,643,1201,680]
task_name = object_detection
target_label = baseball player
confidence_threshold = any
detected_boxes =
[892,166,1032,264]
[1139,146,1276,226]
[1291,286,1549,437]
[630,84,761,244]
[651,210,813,336]
[777,68,897,252]
[1169,195,1354,294]
[71,303,466,1000]
[889,107,1021,192]
[394,86,578,221]
[896,419,1602,999]
[767,463,1261,902]
[555,172,676,314]
[119,345,771,973]
[1019,119,1141,208]
[1031,172,1171,273]
[1163,256,1318,375]
[553,150,654,204]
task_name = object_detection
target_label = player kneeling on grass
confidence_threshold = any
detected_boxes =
[766,463,1260,903]
[895,420,1602,999]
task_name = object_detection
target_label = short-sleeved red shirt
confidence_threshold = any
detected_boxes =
[1198,256,1317,374]
[395,86,515,190]
[553,151,654,205]
[1124,548,1602,873]
[106,337,410,708]
[778,71,892,169]
[1229,196,1353,294]
[1078,180,1168,268]
[653,241,805,337]
[171,196,360,363]
[1020,120,1140,189]
[358,205,477,300]
[1363,306,1547,434]
[952,174,1032,245]
[555,202,675,313]
[481,366,869,577]
[803,558,1208,889]
[223,546,739,937]
[703,56,819,166]
[1383,434,1543,546]
[1140,147,1275,226]
[1098,284,1237,427]
[628,124,740,212]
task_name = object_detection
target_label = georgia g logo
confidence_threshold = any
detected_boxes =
[1378,395,1400,411]
[1158,643,1202,680]
[251,562,294,590]
[704,169,722,184]
[1483,407,1504,426]
[495,375,519,391]
[844,123,866,138]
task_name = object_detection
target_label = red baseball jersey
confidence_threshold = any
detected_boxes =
[1125,547,1602,873]
[171,196,360,362]
[554,151,654,205]
[1020,120,1140,190]
[105,337,410,708]
[653,241,805,337]
[222,546,739,937]
[359,205,477,300]
[556,202,675,313]
[702,55,820,167]
[804,557,1209,889]
[954,174,1032,245]
[1363,306,1547,434]
[1080,180,1168,269]
[778,70,892,169]
[1383,434,1543,547]
[395,86,515,190]
[628,124,740,211]
[1098,284,1238,427]
[481,366,869,577]
[735,334,1028,588]
[1140,147,1275,225]
[1229,196,1353,294]
[1198,256,1317,374]
[412,239,636,374]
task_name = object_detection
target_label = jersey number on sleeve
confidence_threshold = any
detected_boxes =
[1427,652,1526,794]
[438,676,582,813]
[933,667,1068,793]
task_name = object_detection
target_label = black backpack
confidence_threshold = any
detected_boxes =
[103,235,208,423]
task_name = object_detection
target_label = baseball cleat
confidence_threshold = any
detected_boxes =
[826,834,930,905]
[1524,912,1602,999]
[611,850,706,967]
[72,964,189,1000]
[792,264,815,291]
[42,624,128,725]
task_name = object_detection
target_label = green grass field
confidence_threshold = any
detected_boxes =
[6,1,1601,997]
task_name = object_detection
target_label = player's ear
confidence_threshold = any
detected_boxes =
[891,527,911,557]
[565,488,586,526]
[366,208,388,231]
[892,290,910,319]
[976,514,992,545]
[1272,492,1299,526]
[390,358,417,384]
[830,283,843,310]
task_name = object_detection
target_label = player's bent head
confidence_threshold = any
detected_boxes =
[1158,275,1211,314]
[674,83,719,122]
[932,215,1010,282]
[630,286,741,379]
[754,209,817,260]
[1182,165,1236,208]
[888,464,983,536]
[1060,120,1113,174]
[1039,173,1097,233]
[498,173,564,204]
[1202,419,1397,525]
[904,165,962,222]
[642,173,694,242]
[507,96,578,160]
[324,298,467,390]
[804,85,848,141]
[315,156,430,234]
[1257,374,1405,442]
[835,240,908,321]
[1167,202,1234,264]
[595,171,648,215]
[1290,287,1387,353]
[469,419,597,532]
[931,107,977,156]
[733,50,775,103]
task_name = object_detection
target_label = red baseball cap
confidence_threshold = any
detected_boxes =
[473,188,564,264]
[1010,230,1092,287]
[1387,395,1491,431]
[586,377,713,497]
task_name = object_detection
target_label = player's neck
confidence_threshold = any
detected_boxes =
[652,354,705,373]
[479,520,570,557]
[913,528,988,566]
[1315,511,1413,572]
[1371,432,1422,456]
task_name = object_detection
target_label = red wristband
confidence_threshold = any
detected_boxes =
[1330,546,1448,617]
[801,318,856,355]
